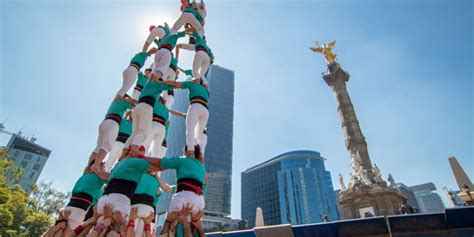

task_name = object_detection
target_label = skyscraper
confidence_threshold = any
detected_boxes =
[203,65,234,216]
[5,134,51,194]
[410,182,445,213]
[396,183,420,212]
[241,150,339,228]
[156,65,235,229]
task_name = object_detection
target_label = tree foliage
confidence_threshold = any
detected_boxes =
[0,148,68,236]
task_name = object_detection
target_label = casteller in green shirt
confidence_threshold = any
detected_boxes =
[181,81,209,101]
[71,172,107,205]
[159,156,206,184]
[130,52,151,69]
[139,82,174,104]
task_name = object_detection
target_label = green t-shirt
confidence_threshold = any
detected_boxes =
[72,173,106,204]
[139,82,173,101]
[192,32,211,53]
[109,158,151,183]
[136,72,149,89]
[106,100,132,117]
[159,157,206,184]
[130,52,151,68]
[202,184,207,197]
[170,57,178,68]
[184,69,193,77]
[118,118,132,136]
[134,173,159,205]
[160,25,171,35]
[183,7,203,23]
[153,101,169,120]
[164,123,170,141]
[159,32,186,49]
[181,81,209,101]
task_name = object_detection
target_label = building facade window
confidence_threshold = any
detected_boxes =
[13,150,20,158]
[33,163,41,171]
[20,160,28,168]
[23,153,33,160]
[29,172,35,179]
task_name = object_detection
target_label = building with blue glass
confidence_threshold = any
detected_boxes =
[241,150,339,228]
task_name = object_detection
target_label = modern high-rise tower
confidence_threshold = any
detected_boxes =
[156,65,235,229]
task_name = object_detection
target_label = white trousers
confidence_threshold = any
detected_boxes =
[185,103,209,150]
[145,27,166,44]
[162,91,174,109]
[64,206,86,230]
[94,119,119,153]
[196,133,207,155]
[154,144,167,159]
[118,66,139,97]
[192,50,210,86]
[143,122,166,156]
[153,48,172,79]
[105,141,124,172]
[97,193,131,219]
[170,12,204,37]
[166,67,176,82]
[169,191,204,218]
[132,89,141,100]
[125,103,153,148]
[131,204,155,237]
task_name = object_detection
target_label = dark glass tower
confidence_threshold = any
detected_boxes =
[156,65,235,229]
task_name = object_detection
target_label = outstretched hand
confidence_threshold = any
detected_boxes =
[180,203,193,217]
[129,207,138,221]
[103,203,114,218]
[148,47,158,55]
[144,211,155,224]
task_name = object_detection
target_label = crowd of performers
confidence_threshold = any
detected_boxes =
[44,1,214,236]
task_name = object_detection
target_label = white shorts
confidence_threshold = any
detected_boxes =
[168,191,205,217]
[96,193,131,219]
[64,206,86,230]
[162,91,174,109]
[152,48,172,79]
[166,67,176,81]
[94,119,119,153]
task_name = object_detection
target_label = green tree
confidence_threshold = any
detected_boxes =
[29,180,69,216]
[0,148,29,236]
[0,148,68,236]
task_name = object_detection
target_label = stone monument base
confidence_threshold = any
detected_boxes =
[337,183,407,219]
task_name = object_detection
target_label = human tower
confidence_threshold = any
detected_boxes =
[44,1,212,236]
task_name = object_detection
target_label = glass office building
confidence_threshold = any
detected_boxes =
[156,65,235,229]
[6,134,51,194]
[203,65,234,216]
[241,150,339,228]
[410,182,445,213]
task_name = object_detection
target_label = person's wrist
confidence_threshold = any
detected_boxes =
[127,219,135,228]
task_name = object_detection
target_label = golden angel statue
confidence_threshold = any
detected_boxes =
[310,40,337,63]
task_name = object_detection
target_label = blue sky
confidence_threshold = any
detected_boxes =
[1,0,472,219]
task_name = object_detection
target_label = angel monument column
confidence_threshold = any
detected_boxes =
[310,41,406,219]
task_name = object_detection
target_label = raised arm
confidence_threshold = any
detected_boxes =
[162,80,183,88]
[157,176,172,193]
[169,110,186,118]
[147,47,158,55]
[142,156,162,171]
[94,170,110,181]
[143,27,160,52]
